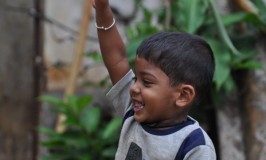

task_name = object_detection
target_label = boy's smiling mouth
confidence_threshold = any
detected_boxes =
[132,101,144,112]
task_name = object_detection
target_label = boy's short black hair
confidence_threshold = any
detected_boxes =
[136,32,215,106]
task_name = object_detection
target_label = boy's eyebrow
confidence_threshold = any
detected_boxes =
[133,68,158,80]
[139,71,157,80]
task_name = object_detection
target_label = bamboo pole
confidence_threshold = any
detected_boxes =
[56,0,92,133]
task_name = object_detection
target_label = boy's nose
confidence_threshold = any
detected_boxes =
[130,82,140,95]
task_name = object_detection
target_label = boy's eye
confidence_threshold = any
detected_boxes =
[132,76,153,86]
[142,79,153,86]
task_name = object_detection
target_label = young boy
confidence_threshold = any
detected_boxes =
[93,0,216,159]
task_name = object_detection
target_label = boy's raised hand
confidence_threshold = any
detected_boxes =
[93,0,130,85]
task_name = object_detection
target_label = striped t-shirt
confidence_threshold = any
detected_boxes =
[107,70,216,160]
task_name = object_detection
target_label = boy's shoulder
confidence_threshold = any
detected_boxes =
[174,117,216,159]
[178,116,214,147]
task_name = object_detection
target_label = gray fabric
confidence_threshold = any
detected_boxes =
[106,70,216,160]
[184,145,216,160]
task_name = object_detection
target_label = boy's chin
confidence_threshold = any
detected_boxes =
[133,114,145,123]
[133,114,152,125]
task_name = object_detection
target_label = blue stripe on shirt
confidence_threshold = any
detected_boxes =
[175,128,206,160]
[122,109,134,125]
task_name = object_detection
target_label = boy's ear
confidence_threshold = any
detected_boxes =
[175,84,195,107]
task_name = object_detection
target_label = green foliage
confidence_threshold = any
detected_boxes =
[126,4,160,66]
[175,0,209,34]
[39,95,122,160]
[84,51,103,62]
[125,0,266,106]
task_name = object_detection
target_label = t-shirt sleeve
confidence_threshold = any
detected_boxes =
[106,70,135,118]
[184,145,216,160]
[175,127,216,160]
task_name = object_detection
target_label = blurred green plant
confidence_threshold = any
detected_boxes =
[125,0,266,106]
[39,95,122,160]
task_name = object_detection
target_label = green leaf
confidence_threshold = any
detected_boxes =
[142,6,153,24]
[77,153,91,160]
[176,0,208,33]
[41,154,70,160]
[234,60,262,69]
[205,12,249,27]
[186,0,209,33]
[102,117,122,140]
[76,96,93,113]
[221,12,248,26]
[38,127,60,138]
[223,75,236,93]
[102,147,117,158]
[63,134,88,148]
[125,27,136,40]
[38,95,68,108]
[80,107,101,133]
[64,115,80,126]
[231,50,258,65]
[85,51,103,62]
[49,106,68,115]
[213,61,231,91]
[40,139,65,148]
[65,96,93,114]
[66,96,79,112]
[136,23,159,36]
[126,38,141,62]
[207,38,232,91]
[209,0,240,55]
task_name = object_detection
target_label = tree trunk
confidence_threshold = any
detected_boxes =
[240,37,266,160]
[217,34,266,160]
[0,0,44,159]
[217,92,245,160]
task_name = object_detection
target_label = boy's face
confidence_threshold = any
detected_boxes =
[130,56,184,126]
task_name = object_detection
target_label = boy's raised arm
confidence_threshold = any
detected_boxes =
[93,0,130,85]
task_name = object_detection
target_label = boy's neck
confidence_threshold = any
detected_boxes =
[143,116,188,130]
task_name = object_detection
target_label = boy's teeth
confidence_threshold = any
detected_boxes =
[134,102,144,109]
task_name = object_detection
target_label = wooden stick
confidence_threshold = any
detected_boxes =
[56,0,93,133]
[233,0,258,14]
